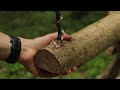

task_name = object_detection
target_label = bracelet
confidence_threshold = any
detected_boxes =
[5,37,21,64]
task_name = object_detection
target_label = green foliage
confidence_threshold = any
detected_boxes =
[0,11,111,79]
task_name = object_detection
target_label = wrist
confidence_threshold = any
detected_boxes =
[17,37,32,64]
[5,37,22,64]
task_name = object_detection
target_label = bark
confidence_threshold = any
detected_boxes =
[107,11,117,15]
[95,11,120,79]
[34,12,120,74]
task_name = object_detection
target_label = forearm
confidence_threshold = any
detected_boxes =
[0,32,11,60]
[0,32,32,62]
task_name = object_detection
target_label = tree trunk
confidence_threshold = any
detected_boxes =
[34,12,120,74]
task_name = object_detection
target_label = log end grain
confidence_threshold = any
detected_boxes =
[34,49,62,74]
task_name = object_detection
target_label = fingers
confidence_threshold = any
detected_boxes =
[66,66,77,74]
[32,33,56,50]
[25,62,80,77]
[66,69,72,74]
[33,32,72,50]
[44,32,72,42]
[45,32,72,41]
[63,64,81,75]
[62,33,72,41]
[71,66,77,71]
[105,46,115,56]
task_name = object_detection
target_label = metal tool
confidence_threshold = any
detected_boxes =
[55,11,64,45]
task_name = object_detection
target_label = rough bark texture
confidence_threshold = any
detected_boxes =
[95,11,120,79]
[34,12,120,74]
[107,11,117,15]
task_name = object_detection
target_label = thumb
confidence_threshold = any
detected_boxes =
[32,32,57,50]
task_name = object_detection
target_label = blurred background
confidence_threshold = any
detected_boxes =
[0,11,113,79]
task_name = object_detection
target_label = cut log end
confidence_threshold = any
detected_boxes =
[34,49,61,74]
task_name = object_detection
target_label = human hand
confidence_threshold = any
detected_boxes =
[18,32,80,78]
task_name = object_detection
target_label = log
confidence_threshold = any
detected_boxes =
[34,12,120,74]
[95,11,120,79]
[107,11,117,15]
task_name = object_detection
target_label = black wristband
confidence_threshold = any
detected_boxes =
[5,37,21,64]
